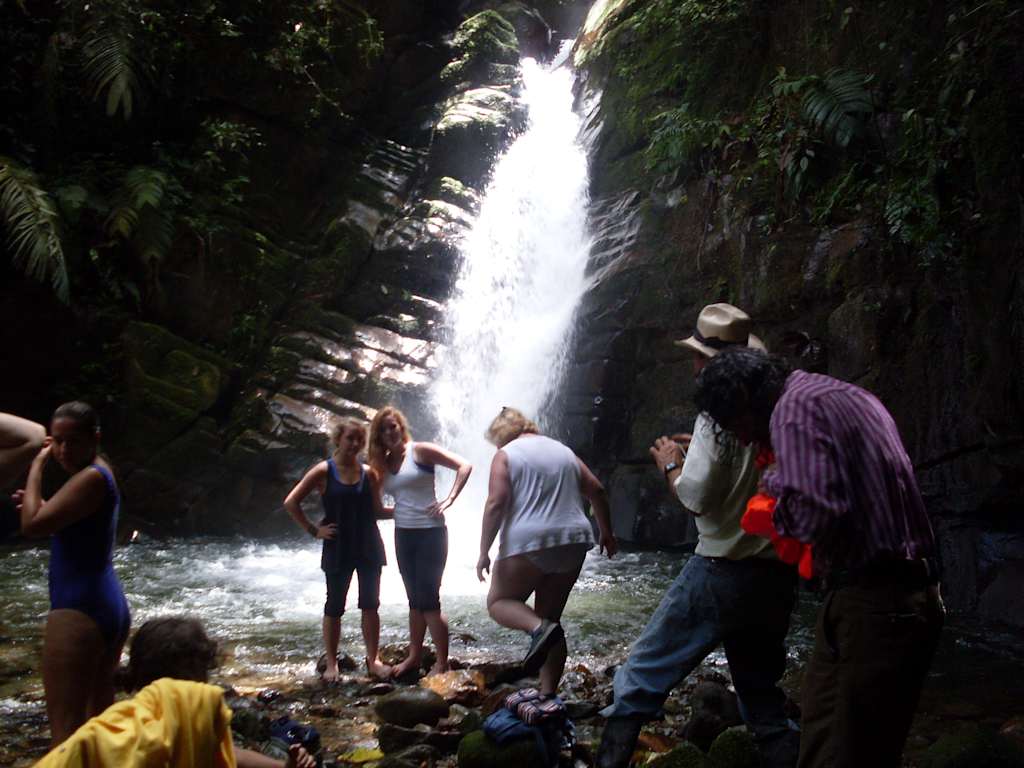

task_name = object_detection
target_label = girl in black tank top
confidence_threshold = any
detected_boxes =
[284,419,392,681]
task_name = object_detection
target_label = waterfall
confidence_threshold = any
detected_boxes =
[430,52,592,569]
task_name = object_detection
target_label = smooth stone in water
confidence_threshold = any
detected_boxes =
[375,687,450,728]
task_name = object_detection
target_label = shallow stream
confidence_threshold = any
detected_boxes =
[3,534,1023,764]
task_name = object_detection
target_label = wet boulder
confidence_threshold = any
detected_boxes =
[682,681,742,752]
[419,669,487,706]
[375,688,450,728]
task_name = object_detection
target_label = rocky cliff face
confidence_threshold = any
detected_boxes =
[559,0,1024,625]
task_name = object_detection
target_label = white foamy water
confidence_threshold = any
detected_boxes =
[430,52,593,572]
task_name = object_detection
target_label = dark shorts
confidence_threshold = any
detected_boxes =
[395,526,448,611]
[324,563,382,616]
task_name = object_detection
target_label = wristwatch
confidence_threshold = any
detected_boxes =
[663,461,679,476]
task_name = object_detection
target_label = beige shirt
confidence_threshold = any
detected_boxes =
[673,413,774,560]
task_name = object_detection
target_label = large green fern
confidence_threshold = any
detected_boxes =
[800,68,874,148]
[0,157,70,302]
[81,7,141,119]
[106,167,175,268]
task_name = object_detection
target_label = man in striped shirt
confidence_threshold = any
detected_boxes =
[694,347,944,768]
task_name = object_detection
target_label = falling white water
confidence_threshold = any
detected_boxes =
[430,53,593,580]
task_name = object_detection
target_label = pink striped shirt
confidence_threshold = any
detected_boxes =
[762,371,936,576]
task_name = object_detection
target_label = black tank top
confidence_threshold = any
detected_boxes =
[320,459,386,572]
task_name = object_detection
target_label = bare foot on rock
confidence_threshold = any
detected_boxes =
[428,661,450,676]
[321,665,340,684]
[390,655,422,680]
[367,657,393,680]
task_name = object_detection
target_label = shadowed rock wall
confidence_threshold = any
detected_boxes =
[560,0,1024,626]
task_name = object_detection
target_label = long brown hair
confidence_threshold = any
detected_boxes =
[368,406,411,478]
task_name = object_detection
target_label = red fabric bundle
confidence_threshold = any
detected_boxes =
[743,448,813,579]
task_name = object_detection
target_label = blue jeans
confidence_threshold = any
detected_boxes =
[601,555,798,767]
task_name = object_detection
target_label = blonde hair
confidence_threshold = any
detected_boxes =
[485,407,539,448]
[328,418,367,457]
[368,406,411,477]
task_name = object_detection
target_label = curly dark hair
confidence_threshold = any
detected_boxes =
[127,616,219,691]
[693,347,791,445]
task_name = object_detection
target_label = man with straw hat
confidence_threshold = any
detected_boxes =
[597,303,799,768]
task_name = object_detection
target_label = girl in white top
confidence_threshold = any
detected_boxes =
[368,407,472,677]
[477,407,617,697]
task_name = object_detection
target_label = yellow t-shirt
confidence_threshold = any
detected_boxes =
[673,413,775,560]
[35,678,237,768]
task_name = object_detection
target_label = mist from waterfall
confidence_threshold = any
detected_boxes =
[430,54,592,558]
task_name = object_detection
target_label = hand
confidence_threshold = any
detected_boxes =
[649,436,685,473]
[315,523,337,540]
[599,531,618,558]
[669,433,692,452]
[32,439,53,466]
[11,489,25,512]
[286,744,316,768]
[476,552,491,582]
[426,498,451,518]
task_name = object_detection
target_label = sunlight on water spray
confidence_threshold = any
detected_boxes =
[431,51,593,588]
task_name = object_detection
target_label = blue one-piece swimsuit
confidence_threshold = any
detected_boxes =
[48,464,130,648]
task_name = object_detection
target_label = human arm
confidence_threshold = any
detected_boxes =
[477,451,510,581]
[20,445,107,537]
[367,467,394,520]
[578,458,617,557]
[235,744,315,768]
[763,397,849,545]
[0,413,46,488]
[415,442,473,516]
[283,462,335,540]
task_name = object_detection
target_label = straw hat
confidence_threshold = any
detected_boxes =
[674,303,766,358]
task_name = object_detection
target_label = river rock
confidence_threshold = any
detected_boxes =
[441,703,484,734]
[919,724,1024,768]
[378,723,434,753]
[479,683,518,716]
[682,681,742,752]
[470,660,524,687]
[707,726,758,768]
[1002,716,1024,749]
[420,669,487,705]
[456,730,540,768]
[375,687,450,728]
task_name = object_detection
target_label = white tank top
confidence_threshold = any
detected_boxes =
[381,443,442,529]
[497,435,595,560]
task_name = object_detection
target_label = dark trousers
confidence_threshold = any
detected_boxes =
[797,584,943,768]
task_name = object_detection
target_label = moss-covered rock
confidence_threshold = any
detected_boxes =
[456,730,540,768]
[707,726,759,768]
[431,87,520,186]
[441,11,519,88]
[121,322,232,452]
[647,740,709,768]
[920,725,1024,768]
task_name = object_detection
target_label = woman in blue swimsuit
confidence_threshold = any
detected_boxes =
[18,401,130,746]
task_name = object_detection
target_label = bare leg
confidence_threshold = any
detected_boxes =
[87,633,125,718]
[362,610,391,679]
[392,609,426,677]
[487,555,545,632]
[533,567,584,697]
[424,610,450,674]
[43,609,107,746]
[322,615,341,682]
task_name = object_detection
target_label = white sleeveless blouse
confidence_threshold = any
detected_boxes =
[497,435,595,560]
[381,443,442,529]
